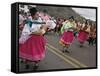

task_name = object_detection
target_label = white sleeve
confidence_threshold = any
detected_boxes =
[21,24,31,35]
[38,17,43,22]
[30,24,41,33]
[47,20,56,29]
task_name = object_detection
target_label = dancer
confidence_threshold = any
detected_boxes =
[77,20,90,47]
[88,23,96,46]
[19,7,48,70]
[59,16,76,53]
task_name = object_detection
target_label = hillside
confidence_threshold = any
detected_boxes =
[36,5,86,22]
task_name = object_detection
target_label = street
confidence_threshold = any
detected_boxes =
[19,32,96,72]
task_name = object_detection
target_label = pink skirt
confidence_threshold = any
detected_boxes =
[19,35,46,61]
[77,31,88,43]
[60,31,74,45]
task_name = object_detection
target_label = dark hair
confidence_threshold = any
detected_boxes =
[43,9,48,13]
[69,16,74,20]
[85,20,88,25]
[29,7,37,16]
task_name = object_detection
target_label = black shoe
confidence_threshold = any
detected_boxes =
[65,49,70,53]
[20,59,24,63]
[62,47,66,53]
[25,64,30,69]
[33,64,39,71]
[62,50,65,53]
[62,49,70,53]
[80,45,83,47]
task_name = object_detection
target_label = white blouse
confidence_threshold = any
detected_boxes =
[30,23,42,33]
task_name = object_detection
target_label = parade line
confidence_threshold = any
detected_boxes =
[46,43,88,68]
